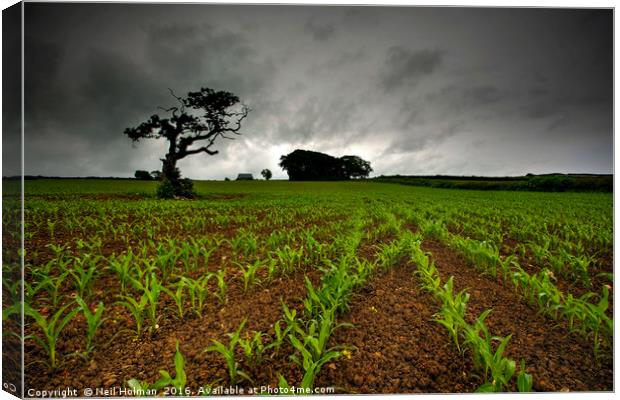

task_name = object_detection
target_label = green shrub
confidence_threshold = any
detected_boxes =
[156,178,195,199]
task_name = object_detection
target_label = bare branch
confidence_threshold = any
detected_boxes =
[158,106,179,116]
[167,88,185,115]
[178,145,219,158]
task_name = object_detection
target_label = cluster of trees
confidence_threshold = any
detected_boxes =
[279,149,372,181]
[134,170,161,180]
[125,86,372,197]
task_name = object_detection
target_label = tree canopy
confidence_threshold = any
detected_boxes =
[279,149,372,181]
[261,169,272,180]
[134,170,153,180]
[124,87,249,198]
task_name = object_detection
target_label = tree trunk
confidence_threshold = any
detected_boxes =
[161,155,178,182]
[161,134,180,182]
[157,134,195,198]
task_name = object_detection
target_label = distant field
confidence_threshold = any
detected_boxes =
[2,179,613,394]
[374,174,613,192]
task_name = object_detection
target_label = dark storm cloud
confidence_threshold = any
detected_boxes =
[462,85,503,106]
[80,48,163,123]
[307,49,365,76]
[304,18,336,41]
[13,4,613,178]
[274,95,361,145]
[384,123,461,155]
[142,23,269,92]
[424,84,506,116]
[2,2,21,176]
[380,47,443,90]
[24,36,66,125]
[20,4,278,176]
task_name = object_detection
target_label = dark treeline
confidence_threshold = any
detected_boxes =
[5,173,612,192]
[375,174,613,192]
[279,149,372,181]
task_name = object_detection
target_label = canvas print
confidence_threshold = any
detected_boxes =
[1,1,614,398]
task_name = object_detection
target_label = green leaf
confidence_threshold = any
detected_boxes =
[475,382,496,392]
[517,360,533,392]
[127,378,146,392]
[278,375,292,391]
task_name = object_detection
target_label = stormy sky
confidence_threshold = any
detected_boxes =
[5,3,613,179]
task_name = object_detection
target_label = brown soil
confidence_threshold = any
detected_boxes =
[25,211,345,268]
[501,238,614,316]
[317,262,481,393]
[2,317,22,396]
[24,267,323,393]
[24,193,249,202]
[26,193,149,201]
[450,224,613,300]
[17,208,614,394]
[422,239,613,392]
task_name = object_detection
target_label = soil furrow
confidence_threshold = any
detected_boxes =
[422,239,613,392]
[24,267,323,392]
[316,262,481,393]
[500,238,614,315]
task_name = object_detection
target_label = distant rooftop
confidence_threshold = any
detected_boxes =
[236,173,254,180]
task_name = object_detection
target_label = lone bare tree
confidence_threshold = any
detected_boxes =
[124,87,249,198]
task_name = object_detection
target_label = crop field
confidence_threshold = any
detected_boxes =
[2,179,613,394]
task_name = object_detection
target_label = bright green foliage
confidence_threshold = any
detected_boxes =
[182,275,213,318]
[375,240,406,270]
[238,331,267,367]
[159,341,188,394]
[236,260,263,292]
[287,308,344,389]
[24,303,80,369]
[163,279,187,319]
[31,270,68,308]
[433,277,469,353]
[517,359,533,392]
[130,273,164,332]
[213,270,228,304]
[69,255,100,299]
[408,237,527,393]
[205,320,251,385]
[14,180,612,391]
[117,295,148,338]
[108,252,134,295]
[266,320,287,354]
[273,245,304,275]
[128,340,187,395]
[75,296,105,356]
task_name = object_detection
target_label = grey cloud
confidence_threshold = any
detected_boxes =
[16,4,613,178]
[462,85,502,106]
[342,8,381,28]
[383,122,462,156]
[528,86,549,99]
[424,84,505,116]
[547,115,570,132]
[24,36,66,125]
[274,95,359,145]
[307,50,365,76]
[143,23,276,98]
[80,48,164,125]
[304,18,335,41]
[23,19,276,176]
[380,47,443,90]
[521,100,561,119]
